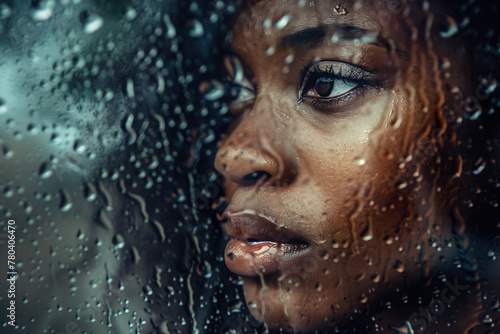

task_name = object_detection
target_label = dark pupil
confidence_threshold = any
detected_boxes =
[315,77,334,97]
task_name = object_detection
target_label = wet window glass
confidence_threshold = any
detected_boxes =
[0,0,499,333]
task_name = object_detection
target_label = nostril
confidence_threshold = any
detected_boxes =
[243,171,271,185]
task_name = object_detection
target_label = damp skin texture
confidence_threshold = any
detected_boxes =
[215,0,483,332]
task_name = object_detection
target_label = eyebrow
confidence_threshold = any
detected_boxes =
[278,24,371,50]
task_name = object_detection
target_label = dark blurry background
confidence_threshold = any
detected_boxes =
[0,0,258,333]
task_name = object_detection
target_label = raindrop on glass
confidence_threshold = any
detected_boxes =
[370,273,380,283]
[394,260,405,273]
[200,80,225,101]
[80,10,104,34]
[39,162,53,179]
[0,4,12,19]
[125,7,137,21]
[188,19,204,37]
[0,98,7,114]
[265,46,275,56]
[113,234,125,249]
[361,219,373,241]
[59,189,73,212]
[273,13,290,30]
[31,0,55,21]
[163,14,176,39]
[439,16,458,38]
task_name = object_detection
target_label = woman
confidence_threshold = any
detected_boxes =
[214,0,499,332]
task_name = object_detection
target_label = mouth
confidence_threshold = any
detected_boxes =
[222,209,311,277]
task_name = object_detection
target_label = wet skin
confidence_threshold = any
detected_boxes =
[215,0,474,332]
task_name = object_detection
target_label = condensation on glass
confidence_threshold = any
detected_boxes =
[0,0,498,333]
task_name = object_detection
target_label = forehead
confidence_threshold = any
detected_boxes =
[231,0,410,51]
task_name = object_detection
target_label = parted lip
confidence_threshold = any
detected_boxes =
[222,209,309,245]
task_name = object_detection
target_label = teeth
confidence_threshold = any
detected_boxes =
[257,212,276,224]
[241,209,256,215]
[246,240,268,245]
[253,245,271,255]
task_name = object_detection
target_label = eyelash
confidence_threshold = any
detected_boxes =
[299,63,371,111]
[225,59,378,115]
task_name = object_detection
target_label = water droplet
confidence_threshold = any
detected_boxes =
[152,220,166,243]
[80,10,103,34]
[359,294,368,303]
[2,145,13,159]
[31,0,55,21]
[473,161,486,175]
[0,98,7,114]
[96,209,112,230]
[262,17,271,29]
[389,322,414,334]
[4,187,13,198]
[39,162,53,179]
[72,139,86,154]
[197,261,212,278]
[77,229,85,240]
[113,234,125,249]
[98,180,113,211]
[482,314,493,325]
[333,2,349,15]
[143,284,153,296]
[131,246,141,263]
[361,218,373,241]
[439,56,451,69]
[273,13,290,30]
[396,181,408,190]
[163,14,176,39]
[491,299,500,311]
[126,79,135,98]
[394,260,405,273]
[124,113,137,145]
[370,273,380,283]
[265,46,275,56]
[1,4,12,19]
[83,182,97,201]
[154,266,163,288]
[200,80,224,101]
[59,189,73,212]
[125,7,137,21]
[27,123,40,135]
[188,19,204,37]
[440,16,458,38]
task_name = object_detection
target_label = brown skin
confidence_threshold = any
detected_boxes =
[215,0,476,332]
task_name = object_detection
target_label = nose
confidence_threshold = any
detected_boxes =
[214,105,296,188]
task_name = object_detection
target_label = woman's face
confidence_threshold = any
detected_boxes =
[215,0,471,331]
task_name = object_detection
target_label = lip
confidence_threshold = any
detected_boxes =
[221,209,311,277]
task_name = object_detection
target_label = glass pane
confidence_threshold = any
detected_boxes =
[0,0,498,333]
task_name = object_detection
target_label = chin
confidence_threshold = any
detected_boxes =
[240,276,370,333]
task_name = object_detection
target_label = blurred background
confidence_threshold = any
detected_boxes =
[0,0,255,333]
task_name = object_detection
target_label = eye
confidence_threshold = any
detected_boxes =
[299,61,375,111]
[304,76,358,98]
[224,55,256,105]
[230,76,255,104]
